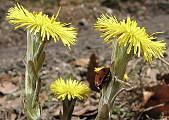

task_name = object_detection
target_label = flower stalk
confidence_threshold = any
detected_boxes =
[50,78,90,120]
[94,14,166,120]
[22,30,48,120]
[96,41,133,120]
[6,4,77,120]
[60,98,77,120]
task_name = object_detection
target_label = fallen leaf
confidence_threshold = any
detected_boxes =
[86,53,99,92]
[52,104,62,116]
[143,91,154,105]
[73,105,98,116]
[0,74,19,95]
[83,110,98,117]
[142,81,169,118]
[0,81,18,94]
[0,74,10,81]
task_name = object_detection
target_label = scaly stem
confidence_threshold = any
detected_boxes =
[96,80,122,120]
[23,30,47,120]
[96,41,133,120]
[61,98,76,120]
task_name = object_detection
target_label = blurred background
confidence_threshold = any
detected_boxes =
[0,0,169,119]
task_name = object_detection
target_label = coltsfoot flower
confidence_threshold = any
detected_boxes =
[50,77,90,101]
[94,14,166,63]
[6,4,77,48]
[123,74,128,81]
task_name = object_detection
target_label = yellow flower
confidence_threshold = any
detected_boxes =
[94,14,166,63]
[50,77,90,101]
[94,67,104,72]
[6,4,77,48]
[123,74,128,81]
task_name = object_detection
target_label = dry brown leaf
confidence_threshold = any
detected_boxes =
[86,53,99,92]
[83,110,97,117]
[0,74,10,81]
[0,81,18,94]
[73,105,98,116]
[142,81,169,117]
[0,74,19,94]
[52,105,62,116]
[143,91,154,105]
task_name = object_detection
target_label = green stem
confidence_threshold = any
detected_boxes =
[96,41,133,120]
[96,80,123,120]
[61,98,76,120]
[23,30,47,120]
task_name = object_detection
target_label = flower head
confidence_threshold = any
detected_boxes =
[6,4,77,48]
[123,74,128,81]
[50,77,90,101]
[94,14,166,63]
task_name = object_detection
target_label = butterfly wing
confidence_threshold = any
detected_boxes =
[95,68,110,87]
